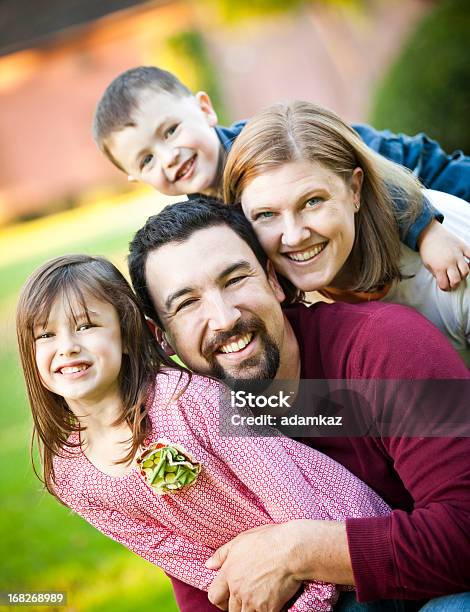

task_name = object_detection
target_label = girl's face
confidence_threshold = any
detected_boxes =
[34,293,123,408]
[240,160,362,291]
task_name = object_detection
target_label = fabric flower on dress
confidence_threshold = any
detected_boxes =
[137,440,201,495]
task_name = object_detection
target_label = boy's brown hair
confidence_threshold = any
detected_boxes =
[93,66,192,171]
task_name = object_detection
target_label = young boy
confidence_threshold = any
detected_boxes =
[93,66,470,289]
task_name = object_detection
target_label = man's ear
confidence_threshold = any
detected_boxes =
[195,91,218,127]
[155,326,176,357]
[266,260,285,304]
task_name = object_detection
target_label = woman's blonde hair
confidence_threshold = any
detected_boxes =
[224,101,424,292]
[16,254,187,501]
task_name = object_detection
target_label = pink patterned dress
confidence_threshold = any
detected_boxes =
[53,370,390,611]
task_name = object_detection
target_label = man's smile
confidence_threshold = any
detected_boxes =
[218,333,253,354]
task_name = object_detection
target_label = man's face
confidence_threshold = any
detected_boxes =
[145,225,287,382]
[107,89,221,196]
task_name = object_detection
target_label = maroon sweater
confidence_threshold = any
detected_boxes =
[170,301,470,608]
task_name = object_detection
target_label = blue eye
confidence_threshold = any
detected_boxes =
[255,211,274,220]
[305,197,322,208]
[140,154,153,170]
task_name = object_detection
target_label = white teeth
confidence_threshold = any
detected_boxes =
[219,333,253,354]
[176,156,194,180]
[60,365,89,374]
[287,242,327,262]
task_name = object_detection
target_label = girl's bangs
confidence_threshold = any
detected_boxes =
[30,266,112,331]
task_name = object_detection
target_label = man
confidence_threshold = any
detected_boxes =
[128,197,470,612]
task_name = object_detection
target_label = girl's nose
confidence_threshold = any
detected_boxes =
[58,334,81,357]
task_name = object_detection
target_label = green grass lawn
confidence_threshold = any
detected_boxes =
[0,192,181,611]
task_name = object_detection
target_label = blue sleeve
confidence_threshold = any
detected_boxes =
[353,124,470,250]
[215,120,247,152]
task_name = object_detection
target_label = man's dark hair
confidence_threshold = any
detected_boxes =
[128,196,299,327]
[93,66,192,171]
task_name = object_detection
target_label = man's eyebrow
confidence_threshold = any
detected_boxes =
[165,286,194,312]
[218,260,252,279]
[164,260,253,312]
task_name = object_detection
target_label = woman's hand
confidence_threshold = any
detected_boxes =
[418,220,470,290]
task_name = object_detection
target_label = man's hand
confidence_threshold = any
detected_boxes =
[206,523,301,611]
[417,219,470,290]
[205,520,353,612]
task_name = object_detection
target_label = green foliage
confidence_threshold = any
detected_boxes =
[166,29,228,124]
[0,205,178,611]
[207,0,303,22]
[370,0,470,154]
[199,0,357,24]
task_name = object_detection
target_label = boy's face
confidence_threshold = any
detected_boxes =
[106,89,221,196]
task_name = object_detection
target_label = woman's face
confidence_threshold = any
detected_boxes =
[240,160,363,291]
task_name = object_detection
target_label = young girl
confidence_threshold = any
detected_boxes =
[223,101,470,365]
[17,254,390,612]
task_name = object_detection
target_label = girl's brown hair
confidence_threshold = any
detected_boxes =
[223,101,424,293]
[16,254,186,501]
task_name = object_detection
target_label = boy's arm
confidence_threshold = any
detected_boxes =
[353,124,470,251]
[353,124,470,203]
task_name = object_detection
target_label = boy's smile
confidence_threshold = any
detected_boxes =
[106,89,221,197]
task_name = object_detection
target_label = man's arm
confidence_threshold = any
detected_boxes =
[206,306,470,608]
[345,305,470,601]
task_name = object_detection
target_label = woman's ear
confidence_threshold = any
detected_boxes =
[155,327,176,357]
[266,260,286,304]
[351,167,364,211]
[195,91,218,127]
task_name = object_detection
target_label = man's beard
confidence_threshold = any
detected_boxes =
[203,317,280,385]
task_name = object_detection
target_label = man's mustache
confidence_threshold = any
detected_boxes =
[202,318,266,359]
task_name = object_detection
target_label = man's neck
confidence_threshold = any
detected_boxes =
[276,314,301,381]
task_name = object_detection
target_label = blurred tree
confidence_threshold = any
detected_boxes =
[196,0,357,25]
[160,30,228,124]
[370,0,470,154]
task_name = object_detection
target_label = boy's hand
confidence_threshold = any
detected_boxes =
[417,220,470,291]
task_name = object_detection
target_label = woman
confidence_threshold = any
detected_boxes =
[223,101,470,365]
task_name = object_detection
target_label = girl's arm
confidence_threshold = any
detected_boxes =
[179,377,390,611]
[69,504,219,592]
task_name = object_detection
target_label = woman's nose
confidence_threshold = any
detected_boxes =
[281,217,311,247]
